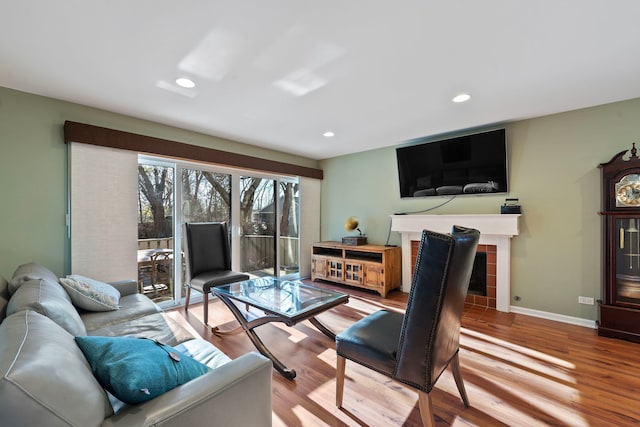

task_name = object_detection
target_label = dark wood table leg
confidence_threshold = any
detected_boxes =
[214,293,297,380]
[242,325,297,380]
[308,316,337,340]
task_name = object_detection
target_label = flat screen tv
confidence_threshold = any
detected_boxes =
[396,128,508,198]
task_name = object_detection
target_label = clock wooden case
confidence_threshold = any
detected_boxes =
[599,143,640,342]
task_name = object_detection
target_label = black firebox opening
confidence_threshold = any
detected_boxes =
[468,252,487,296]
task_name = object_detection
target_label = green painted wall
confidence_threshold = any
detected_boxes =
[320,97,640,320]
[4,82,639,321]
[0,86,319,279]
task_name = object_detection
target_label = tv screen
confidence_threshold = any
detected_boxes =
[396,129,508,198]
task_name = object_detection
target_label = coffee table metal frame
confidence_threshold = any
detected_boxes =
[211,277,349,380]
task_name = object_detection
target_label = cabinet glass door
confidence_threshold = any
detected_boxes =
[327,260,343,280]
[344,261,363,285]
[616,217,640,306]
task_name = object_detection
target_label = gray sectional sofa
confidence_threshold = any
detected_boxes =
[0,262,272,427]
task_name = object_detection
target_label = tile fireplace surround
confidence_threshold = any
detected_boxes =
[391,214,520,312]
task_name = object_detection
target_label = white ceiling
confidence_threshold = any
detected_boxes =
[2,1,640,160]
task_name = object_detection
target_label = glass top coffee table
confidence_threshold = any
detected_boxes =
[211,276,349,380]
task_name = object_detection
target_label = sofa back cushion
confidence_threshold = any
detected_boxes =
[0,276,8,322]
[8,262,59,295]
[6,279,87,336]
[0,310,111,427]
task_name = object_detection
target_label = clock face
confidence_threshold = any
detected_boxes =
[616,174,640,207]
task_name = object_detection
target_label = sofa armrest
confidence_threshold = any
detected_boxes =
[108,280,139,296]
[101,352,273,427]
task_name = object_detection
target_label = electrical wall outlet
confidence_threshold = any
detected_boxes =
[578,296,595,305]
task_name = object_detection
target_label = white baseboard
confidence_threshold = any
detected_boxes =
[509,306,597,329]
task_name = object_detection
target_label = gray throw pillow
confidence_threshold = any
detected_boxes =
[59,275,121,312]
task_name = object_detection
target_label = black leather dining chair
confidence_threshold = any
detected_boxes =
[183,222,249,325]
[335,226,480,427]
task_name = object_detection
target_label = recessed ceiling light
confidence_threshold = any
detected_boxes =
[452,93,471,103]
[176,77,196,88]
[323,131,335,138]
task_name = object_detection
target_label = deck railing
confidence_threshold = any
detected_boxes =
[138,237,173,250]
[240,235,300,273]
[137,235,299,302]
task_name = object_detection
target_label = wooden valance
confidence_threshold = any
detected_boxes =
[63,121,323,179]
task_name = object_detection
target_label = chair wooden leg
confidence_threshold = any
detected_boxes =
[418,391,435,427]
[451,352,470,407]
[336,355,346,408]
[184,286,191,311]
[203,292,209,325]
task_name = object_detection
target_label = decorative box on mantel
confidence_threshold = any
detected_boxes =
[341,236,368,246]
[391,214,520,312]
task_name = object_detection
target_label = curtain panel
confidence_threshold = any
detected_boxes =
[68,142,138,281]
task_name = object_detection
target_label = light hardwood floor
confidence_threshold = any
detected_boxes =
[167,281,640,426]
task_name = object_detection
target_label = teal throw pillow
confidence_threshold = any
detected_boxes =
[75,336,209,405]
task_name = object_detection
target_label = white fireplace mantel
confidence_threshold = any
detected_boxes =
[391,214,520,312]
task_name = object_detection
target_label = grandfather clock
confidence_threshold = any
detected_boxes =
[599,143,640,342]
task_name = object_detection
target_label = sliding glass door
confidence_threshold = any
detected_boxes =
[180,168,232,300]
[237,175,300,277]
[239,176,276,276]
[181,168,231,223]
[138,156,300,306]
[279,178,300,277]
[137,162,175,303]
